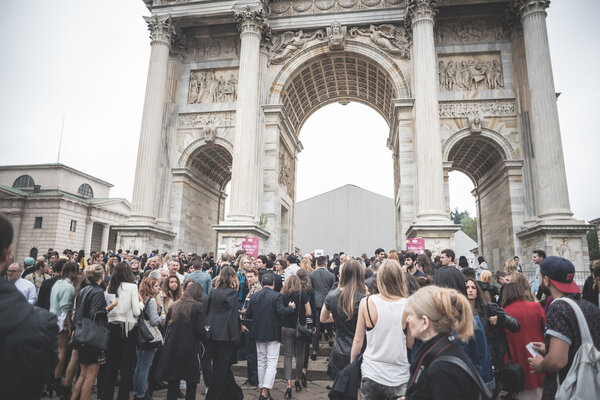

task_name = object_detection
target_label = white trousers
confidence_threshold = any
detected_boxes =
[256,340,280,390]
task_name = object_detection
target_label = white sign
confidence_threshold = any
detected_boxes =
[314,249,324,257]
[217,244,227,256]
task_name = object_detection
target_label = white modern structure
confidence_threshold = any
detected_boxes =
[0,164,130,262]
[118,0,591,271]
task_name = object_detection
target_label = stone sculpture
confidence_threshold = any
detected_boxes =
[188,70,238,104]
[438,56,503,91]
[327,21,346,50]
[349,24,410,58]
[269,29,325,65]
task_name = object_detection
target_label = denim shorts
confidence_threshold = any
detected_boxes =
[360,377,407,400]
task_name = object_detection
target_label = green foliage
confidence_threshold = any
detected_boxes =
[587,227,600,261]
[450,207,470,225]
[450,208,478,242]
[460,214,478,242]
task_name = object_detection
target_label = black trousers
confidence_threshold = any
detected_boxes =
[102,324,138,400]
[167,380,197,400]
[205,341,242,400]
[312,306,333,353]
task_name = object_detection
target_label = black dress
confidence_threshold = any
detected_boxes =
[324,288,364,379]
[156,302,206,382]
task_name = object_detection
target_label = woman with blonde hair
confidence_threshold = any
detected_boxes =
[504,258,518,275]
[477,269,500,303]
[405,286,489,400]
[351,259,410,399]
[299,256,314,274]
[320,259,366,379]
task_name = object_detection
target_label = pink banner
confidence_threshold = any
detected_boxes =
[406,238,425,254]
[242,236,259,259]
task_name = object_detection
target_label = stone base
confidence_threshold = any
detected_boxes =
[405,223,460,255]
[516,220,592,271]
[212,223,271,255]
[112,223,176,253]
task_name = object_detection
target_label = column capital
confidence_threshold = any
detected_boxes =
[234,5,270,40]
[405,0,438,28]
[512,0,550,21]
[144,14,176,45]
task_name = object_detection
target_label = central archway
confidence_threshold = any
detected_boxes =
[262,40,410,252]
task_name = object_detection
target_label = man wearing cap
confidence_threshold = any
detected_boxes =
[528,256,600,398]
[21,256,36,278]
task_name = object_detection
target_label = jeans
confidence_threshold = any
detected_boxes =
[256,340,280,389]
[360,378,407,400]
[243,331,258,385]
[133,347,156,397]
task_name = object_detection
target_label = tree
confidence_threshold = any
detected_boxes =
[450,207,470,225]
[460,214,478,242]
[588,227,600,261]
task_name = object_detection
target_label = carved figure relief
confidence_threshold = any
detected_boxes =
[556,238,572,260]
[182,37,240,61]
[279,142,295,198]
[178,112,236,129]
[188,69,238,104]
[327,21,346,50]
[469,116,483,134]
[204,125,217,143]
[269,30,325,65]
[349,24,410,58]
[269,0,405,16]
[435,18,510,44]
[438,54,503,91]
[439,100,516,118]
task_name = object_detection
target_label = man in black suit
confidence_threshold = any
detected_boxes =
[309,256,335,359]
[246,274,295,400]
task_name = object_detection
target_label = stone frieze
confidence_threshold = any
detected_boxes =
[178,112,236,129]
[438,100,516,118]
[270,0,405,17]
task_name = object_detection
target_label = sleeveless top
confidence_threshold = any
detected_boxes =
[361,295,410,387]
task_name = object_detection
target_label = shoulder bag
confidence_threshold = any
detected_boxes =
[497,337,525,393]
[138,297,163,348]
[72,286,109,352]
[554,297,600,400]
[296,290,312,339]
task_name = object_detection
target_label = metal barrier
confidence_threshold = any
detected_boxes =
[522,270,589,288]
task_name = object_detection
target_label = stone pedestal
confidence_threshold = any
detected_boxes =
[113,224,176,254]
[406,224,460,255]
[212,224,271,255]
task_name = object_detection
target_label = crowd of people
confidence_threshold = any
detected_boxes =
[1,211,599,400]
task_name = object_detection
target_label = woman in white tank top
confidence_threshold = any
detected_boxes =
[350,259,411,400]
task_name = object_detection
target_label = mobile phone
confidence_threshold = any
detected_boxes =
[526,342,541,358]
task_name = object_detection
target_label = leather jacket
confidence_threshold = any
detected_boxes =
[73,282,108,328]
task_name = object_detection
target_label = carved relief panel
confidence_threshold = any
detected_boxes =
[279,141,295,199]
[435,18,510,44]
[438,53,503,92]
[270,0,405,16]
[182,37,240,61]
[188,69,239,104]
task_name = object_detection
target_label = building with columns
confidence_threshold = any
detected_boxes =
[119,0,591,271]
[0,164,130,262]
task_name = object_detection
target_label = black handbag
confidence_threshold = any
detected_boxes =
[498,345,525,393]
[295,290,311,339]
[137,313,154,346]
[72,287,109,351]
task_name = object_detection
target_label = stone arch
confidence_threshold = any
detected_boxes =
[177,136,233,170]
[442,128,515,184]
[267,40,410,132]
[184,142,233,187]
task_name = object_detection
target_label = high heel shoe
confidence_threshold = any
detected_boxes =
[285,387,292,399]
[301,372,307,388]
[295,380,302,392]
[48,378,62,399]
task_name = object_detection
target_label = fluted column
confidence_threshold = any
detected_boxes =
[131,15,175,221]
[100,224,110,252]
[407,0,447,222]
[514,0,572,220]
[227,6,269,223]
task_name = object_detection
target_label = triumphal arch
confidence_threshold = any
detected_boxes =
[114,0,591,270]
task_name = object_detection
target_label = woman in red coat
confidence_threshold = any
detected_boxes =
[501,282,545,400]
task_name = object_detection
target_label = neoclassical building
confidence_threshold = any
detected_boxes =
[0,164,130,262]
[116,0,590,270]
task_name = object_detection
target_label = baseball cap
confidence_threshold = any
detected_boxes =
[540,256,580,294]
[24,257,35,266]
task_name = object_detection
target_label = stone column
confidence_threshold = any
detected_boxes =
[130,15,175,221]
[100,224,110,252]
[514,0,572,220]
[226,6,269,223]
[83,220,94,255]
[407,0,447,222]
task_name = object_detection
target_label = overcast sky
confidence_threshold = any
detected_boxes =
[1,1,598,222]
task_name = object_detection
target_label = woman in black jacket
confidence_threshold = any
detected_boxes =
[204,266,243,400]
[406,285,488,400]
[156,282,206,400]
[71,264,117,400]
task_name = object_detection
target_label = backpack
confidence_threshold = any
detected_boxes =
[553,297,600,400]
